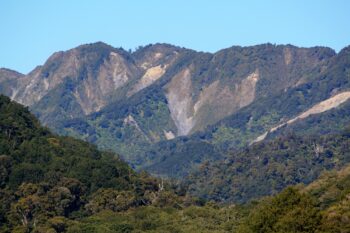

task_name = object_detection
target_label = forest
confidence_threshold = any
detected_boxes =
[1,93,350,232]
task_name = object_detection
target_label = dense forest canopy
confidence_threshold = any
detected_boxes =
[1,94,350,232]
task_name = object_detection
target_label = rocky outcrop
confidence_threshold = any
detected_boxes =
[252,91,350,144]
[165,68,195,136]
[0,68,24,81]
[0,43,337,145]
[0,68,24,98]
[10,44,139,115]
[128,64,167,96]
[165,67,260,135]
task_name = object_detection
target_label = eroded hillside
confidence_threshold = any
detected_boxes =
[0,42,341,172]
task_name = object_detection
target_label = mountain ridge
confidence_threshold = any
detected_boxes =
[0,42,346,175]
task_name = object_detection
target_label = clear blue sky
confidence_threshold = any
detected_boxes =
[1,0,350,74]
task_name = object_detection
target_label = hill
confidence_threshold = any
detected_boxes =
[0,95,176,232]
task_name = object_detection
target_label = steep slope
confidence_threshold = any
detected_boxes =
[270,100,350,138]
[3,95,350,233]
[15,44,132,108]
[2,42,346,178]
[54,44,335,168]
[132,46,349,177]
[0,68,24,98]
[0,93,161,194]
[27,42,141,125]
[252,91,350,143]
[0,94,169,231]
[1,43,333,134]
[186,128,350,203]
[206,45,350,150]
[236,163,350,233]
[0,94,253,233]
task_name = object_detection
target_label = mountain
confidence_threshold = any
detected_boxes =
[2,42,349,177]
[0,94,239,232]
[0,42,187,126]
[0,94,172,231]
[0,68,24,97]
[143,45,350,177]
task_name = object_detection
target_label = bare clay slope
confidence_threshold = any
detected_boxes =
[0,43,185,126]
[162,44,334,137]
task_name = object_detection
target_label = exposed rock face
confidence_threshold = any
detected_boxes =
[252,91,350,144]
[3,42,345,176]
[165,68,195,136]
[238,70,259,107]
[165,68,260,135]
[10,44,139,115]
[287,92,350,122]
[72,50,136,114]
[0,68,24,98]
[284,47,292,65]
[0,43,337,146]
[128,64,167,96]
[0,68,24,81]
[164,130,175,140]
[13,50,80,106]
[127,44,181,97]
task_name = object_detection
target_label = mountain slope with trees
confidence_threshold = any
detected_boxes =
[1,95,350,232]
[142,45,350,177]
[0,95,180,232]
[0,43,337,174]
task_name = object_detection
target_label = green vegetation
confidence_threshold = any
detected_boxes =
[204,45,350,151]
[44,44,339,178]
[2,44,350,232]
[237,163,350,233]
[61,87,178,167]
[187,130,350,203]
[2,94,350,232]
[0,95,177,232]
[237,187,321,233]
[143,45,350,177]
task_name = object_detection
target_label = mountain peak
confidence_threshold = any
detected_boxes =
[339,45,350,55]
[77,41,118,52]
[0,68,24,78]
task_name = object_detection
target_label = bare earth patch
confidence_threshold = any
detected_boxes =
[252,91,350,143]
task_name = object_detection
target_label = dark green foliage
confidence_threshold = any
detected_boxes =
[271,100,350,138]
[0,95,163,231]
[202,44,350,151]
[187,131,350,203]
[3,94,350,232]
[144,138,223,178]
[237,164,350,233]
[237,187,321,233]
[57,81,178,166]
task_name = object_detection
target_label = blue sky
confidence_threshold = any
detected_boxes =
[1,0,349,74]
